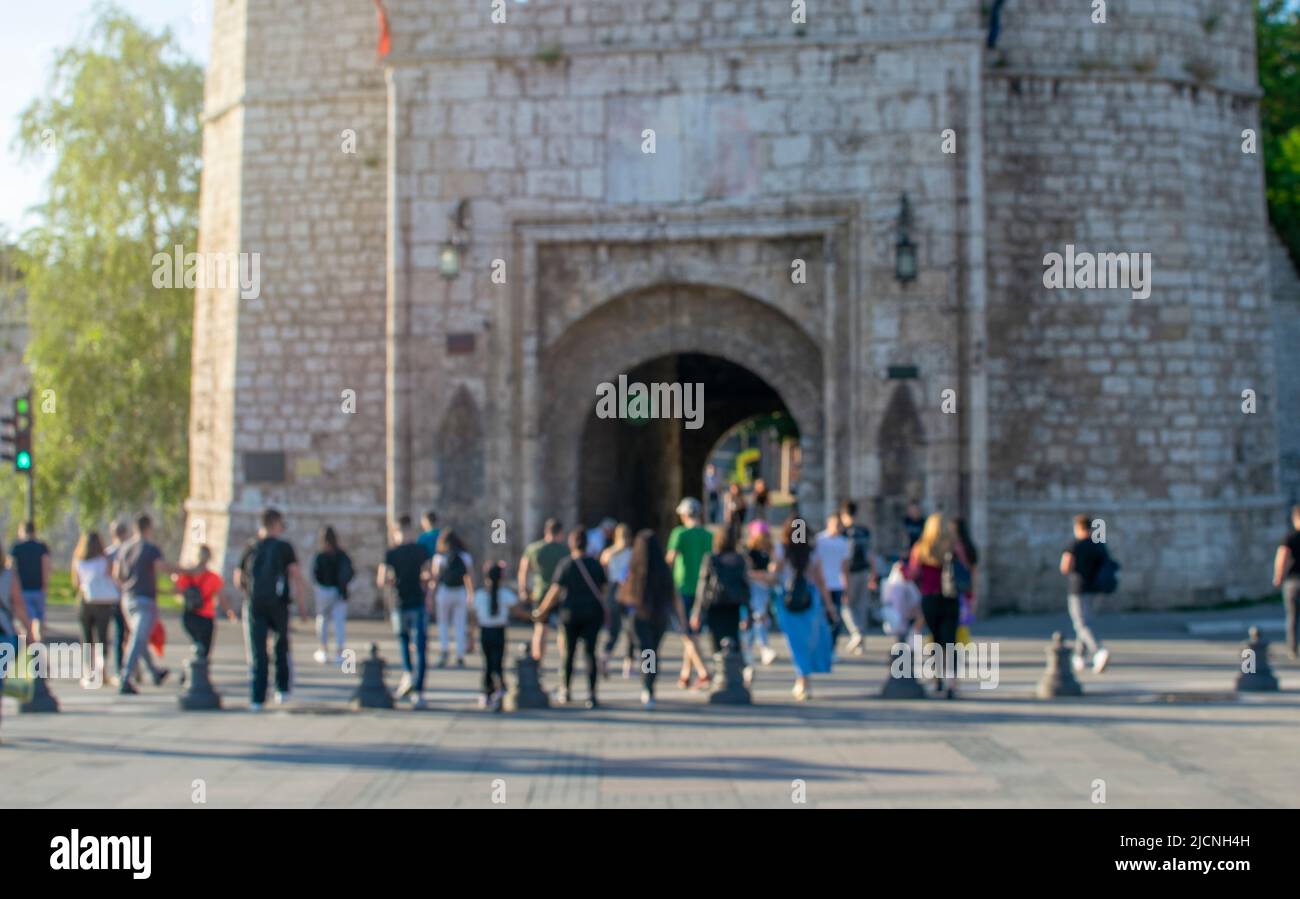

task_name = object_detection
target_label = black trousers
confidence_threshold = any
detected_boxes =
[561,610,602,696]
[79,602,115,648]
[707,603,743,655]
[633,617,666,695]
[602,585,634,659]
[920,593,960,683]
[113,605,127,674]
[480,625,506,695]
[247,600,291,703]
[183,610,215,659]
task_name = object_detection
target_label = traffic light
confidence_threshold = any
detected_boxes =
[1,391,33,473]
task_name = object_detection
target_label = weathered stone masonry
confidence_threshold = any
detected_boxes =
[185,0,1293,613]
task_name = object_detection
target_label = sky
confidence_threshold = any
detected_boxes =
[0,1,211,237]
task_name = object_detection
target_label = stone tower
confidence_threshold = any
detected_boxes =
[187,0,1288,612]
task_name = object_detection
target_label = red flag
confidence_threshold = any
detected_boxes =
[373,0,392,58]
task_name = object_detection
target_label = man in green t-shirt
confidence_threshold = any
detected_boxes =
[665,497,712,687]
[518,518,568,662]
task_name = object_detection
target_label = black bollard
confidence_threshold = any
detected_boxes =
[20,674,60,713]
[1036,631,1083,698]
[708,638,752,705]
[880,634,927,699]
[504,643,549,711]
[178,656,222,711]
[1235,626,1280,693]
[351,643,395,709]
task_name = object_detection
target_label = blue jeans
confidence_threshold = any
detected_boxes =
[121,594,162,684]
[391,607,427,693]
[22,590,46,626]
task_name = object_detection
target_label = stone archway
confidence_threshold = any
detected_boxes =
[578,352,797,536]
[537,283,824,536]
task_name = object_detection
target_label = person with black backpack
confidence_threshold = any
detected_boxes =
[311,526,354,665]
[770,515,837,702]
[234,508,307,710]
[691,527,751,663]
[839,500,877,655]
[431,529,474,669]
[1059,513,1114,674]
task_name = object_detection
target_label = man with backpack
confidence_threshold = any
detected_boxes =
[839,500,877,655]
[1059,513,1115,674]
[234,508,308,709]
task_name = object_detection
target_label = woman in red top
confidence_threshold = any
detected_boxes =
[905,512,966,698]
[173,545,234,660]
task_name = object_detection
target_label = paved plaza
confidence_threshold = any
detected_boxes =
[2,604,1297,809]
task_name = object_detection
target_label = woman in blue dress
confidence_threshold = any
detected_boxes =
[771,516,839,701]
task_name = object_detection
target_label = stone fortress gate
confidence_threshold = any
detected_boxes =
[185,0,1296,612]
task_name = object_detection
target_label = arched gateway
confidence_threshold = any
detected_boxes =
[538,284,823,540]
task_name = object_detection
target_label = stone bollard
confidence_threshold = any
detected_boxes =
[709,638,752,705]
[1235,626,1280,693]
[351,643,394,710]
[504,643,550,711]
[178,656,222,711]
[880,634,927,699]
[1036,631,1083,699]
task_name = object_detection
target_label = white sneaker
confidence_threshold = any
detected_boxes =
[409,693,425,709]
[640,690,655,710]
[1071,655,1086,673]
[759,646,777,666]
[1092,648,1110,674]
[396,673,412,698]
[477,694,489,709]
[743,666,754,686]
[845,634,863,654]
[274,691,288,705]
[313,648,328,665]
[555,687,569,705]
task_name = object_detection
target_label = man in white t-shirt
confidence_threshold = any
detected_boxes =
[814,514,852,647]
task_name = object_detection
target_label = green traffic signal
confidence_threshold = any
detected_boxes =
[15,397,28,416]
[15,450,30,471]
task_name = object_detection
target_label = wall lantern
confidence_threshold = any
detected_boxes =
[895,193,918,285]
[439,198,471,280]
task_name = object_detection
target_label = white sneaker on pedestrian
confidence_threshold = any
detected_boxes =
[1092,648,1110,674]
[1071,655,1086,673]
[313,648,328,665]
[274,691,288,705]
[555,687,569,705]
[759,646,777,666]
[845,634,863,654]
[409,693,425,709]
[640,690,655,710]
[396,673,412,698]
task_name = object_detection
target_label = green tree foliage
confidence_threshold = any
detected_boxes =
[1258,0,1300,269]
[11,4,202,526]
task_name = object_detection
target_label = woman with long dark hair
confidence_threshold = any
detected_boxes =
[71,531,117,686]
[619,529,688,709]
[771,515,837,701]
[472,561,518,710]
[311,526,354,664]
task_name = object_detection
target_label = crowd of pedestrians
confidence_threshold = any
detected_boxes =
[6,492,1300,736]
